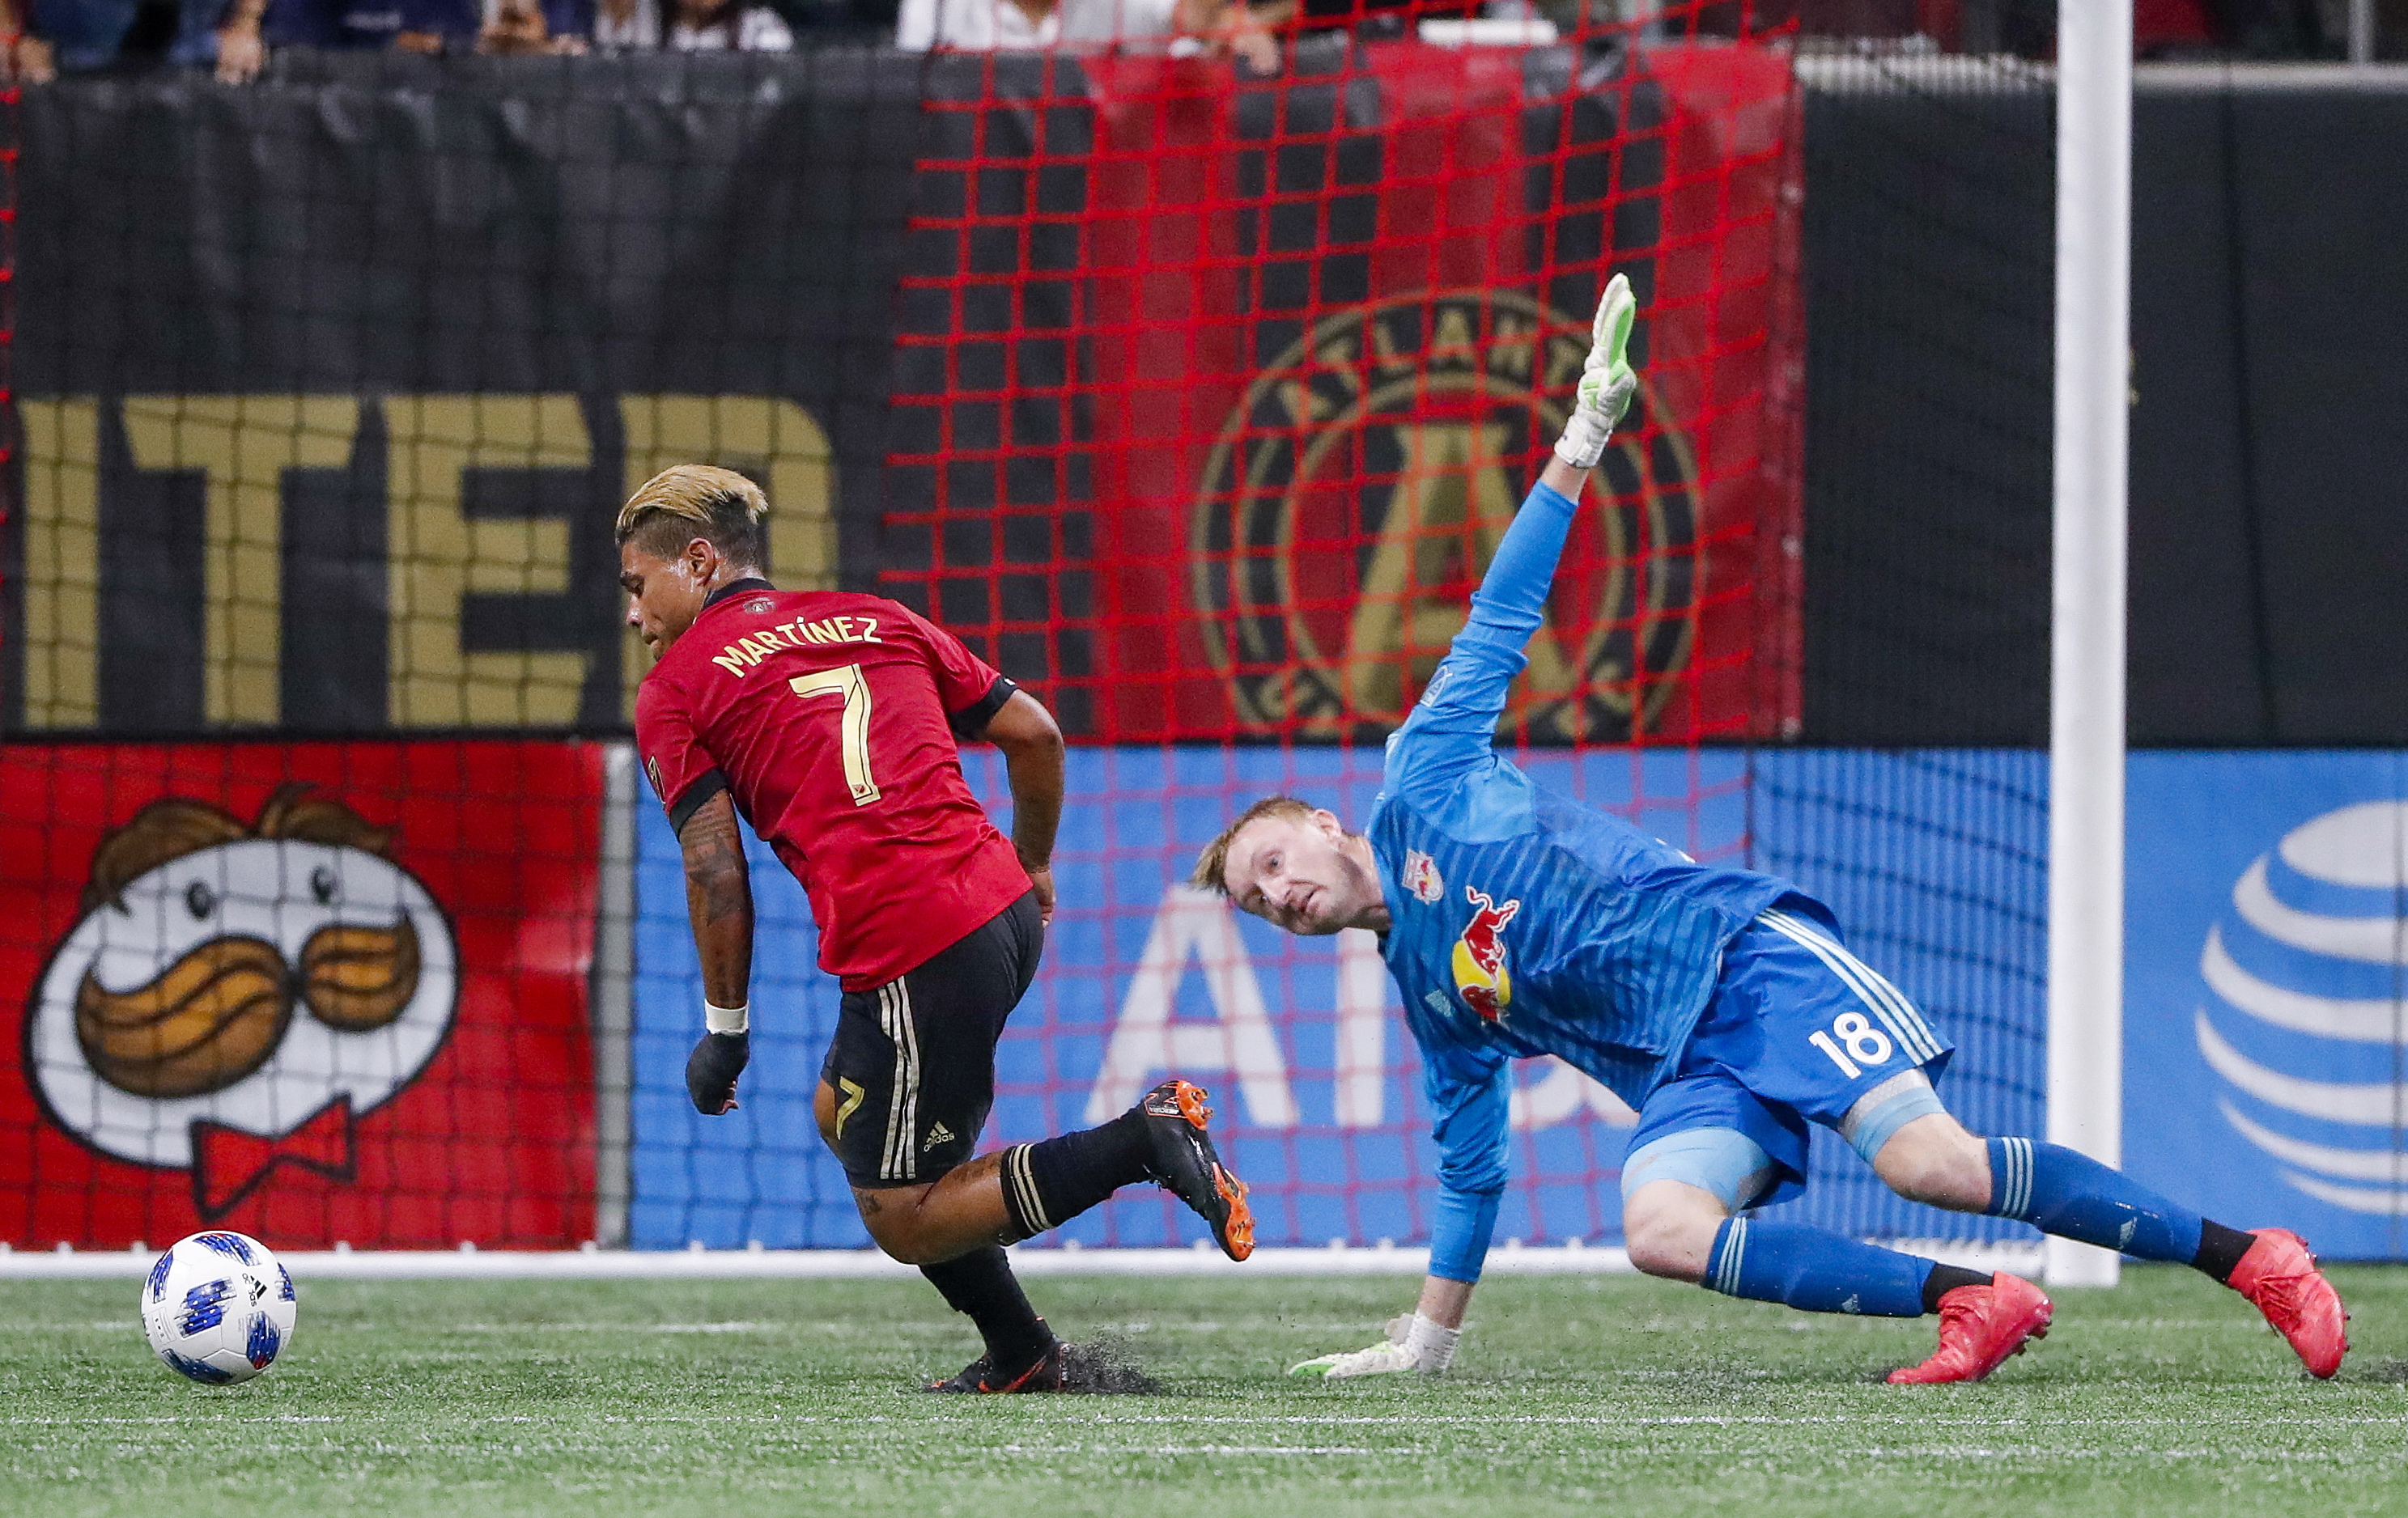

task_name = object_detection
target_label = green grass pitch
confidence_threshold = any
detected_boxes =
[4,1266,2402,1517]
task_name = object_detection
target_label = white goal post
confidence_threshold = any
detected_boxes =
[2047,0,2133,1291]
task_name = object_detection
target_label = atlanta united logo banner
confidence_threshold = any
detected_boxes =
[889,43,1802,745]
[0,743,604,1249]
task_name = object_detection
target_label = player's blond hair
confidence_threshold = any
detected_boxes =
[616,464,770,566]
[1189,795,1322,896]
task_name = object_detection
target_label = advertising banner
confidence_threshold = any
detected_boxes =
[0,742,604,1249]
[6,55,919,738]
[628,744,1745,1251]
[8,49,1800,749]
[2125,753,2408,1259]
[631,744,2064,1253]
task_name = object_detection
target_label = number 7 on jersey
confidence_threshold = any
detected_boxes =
[789,665,881,805]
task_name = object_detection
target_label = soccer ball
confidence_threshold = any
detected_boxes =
[139,1230,297,1384]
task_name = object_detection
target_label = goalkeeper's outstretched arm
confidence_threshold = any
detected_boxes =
[1292,1062,1501,1379]
[1382,275,1640,804]
[1459,270,1637,659]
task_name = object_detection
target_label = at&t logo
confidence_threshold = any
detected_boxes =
[2194,800,2408,1213]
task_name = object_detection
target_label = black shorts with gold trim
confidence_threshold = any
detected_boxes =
[818,890,1043,1188]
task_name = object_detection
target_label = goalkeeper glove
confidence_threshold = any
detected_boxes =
[1287,1312,1462,1379]
[686,1030,749,1115]
[1552,271,1639,469]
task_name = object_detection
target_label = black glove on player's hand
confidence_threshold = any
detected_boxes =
[686,1030,750,1115]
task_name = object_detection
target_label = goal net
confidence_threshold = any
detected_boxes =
[635,9,1811,1252]
[1752,40,2057,1252]
[2,10,2059,1260]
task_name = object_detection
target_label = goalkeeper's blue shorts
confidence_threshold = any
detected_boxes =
[1622,898,1955,1211]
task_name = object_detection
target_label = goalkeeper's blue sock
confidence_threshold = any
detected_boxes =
[1983,1136,2212,1265]
[1701,1217,1934,1317]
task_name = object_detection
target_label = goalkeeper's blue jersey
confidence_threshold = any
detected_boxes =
[1368,478,1807,1282]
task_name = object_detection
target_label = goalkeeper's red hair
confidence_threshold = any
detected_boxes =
[1190,795,1320,895]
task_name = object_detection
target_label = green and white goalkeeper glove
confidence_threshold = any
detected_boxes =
[1288,1312,1461,1379]
[1552,271,1639,470]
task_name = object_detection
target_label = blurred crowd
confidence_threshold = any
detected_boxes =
[0,0,2393,84]
[0,0,1313,74]
[0,0,819,76]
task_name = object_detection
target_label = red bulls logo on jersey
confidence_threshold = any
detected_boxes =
[1402,850,1444,905]
[1449,885,1522,1021]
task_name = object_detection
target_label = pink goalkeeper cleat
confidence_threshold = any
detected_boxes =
[1887,1272,2053,1385]
[2230,1228,2348,1380]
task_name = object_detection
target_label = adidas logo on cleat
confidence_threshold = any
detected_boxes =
[923,1122,955,1151]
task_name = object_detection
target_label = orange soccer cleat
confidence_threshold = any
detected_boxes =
[1138,1079,1255,1261]
[2229,1228,2348,1380]
[926,1340,1068,1393]
[1887,1272,2053,1385]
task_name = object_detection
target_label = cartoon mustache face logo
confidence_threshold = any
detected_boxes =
[74,918,421,1098]
[27,786,457,1213]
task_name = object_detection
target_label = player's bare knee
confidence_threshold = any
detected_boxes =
[1621,1182,1723,1283]
[1872,1113,1990,1211]
[853,1185,947,1264]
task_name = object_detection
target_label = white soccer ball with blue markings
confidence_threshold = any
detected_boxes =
[138,1231,297,1385]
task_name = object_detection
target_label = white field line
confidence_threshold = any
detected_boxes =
[0,1239,2043,1281]
[12,1412,2403,1431]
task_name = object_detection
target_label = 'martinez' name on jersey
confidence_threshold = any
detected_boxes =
[635,580,1030,990]
[707,613,886,676]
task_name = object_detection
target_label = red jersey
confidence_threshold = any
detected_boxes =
[635,579,1033,990]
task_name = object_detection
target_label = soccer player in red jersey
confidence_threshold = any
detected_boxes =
[618,465,1255,1392]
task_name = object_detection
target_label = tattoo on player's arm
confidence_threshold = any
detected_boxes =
[680,791,753,1006]
[680,792,750,926]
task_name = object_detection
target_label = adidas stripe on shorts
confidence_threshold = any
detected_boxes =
[818,890,1042,1188]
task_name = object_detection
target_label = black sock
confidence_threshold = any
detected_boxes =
[919,1245,1053,1372]
[996,1109,1154,1240]
[1918,1262,1991,1312]
[2192,1219,2257,1284]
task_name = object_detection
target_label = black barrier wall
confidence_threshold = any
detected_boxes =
[6,55,2406,743]
[1802,65,2408,747]
[6,52,923,734]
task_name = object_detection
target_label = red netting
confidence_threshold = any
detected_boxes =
[0,22,1805,1254]
[888,10,1804,1248]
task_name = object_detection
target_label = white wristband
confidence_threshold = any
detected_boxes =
[1553,409,1612,470]
[1403,1312,1462,1374]
[704,1001,750,1036]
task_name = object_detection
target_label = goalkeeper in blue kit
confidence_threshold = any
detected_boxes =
[1191,275,2349,1384]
